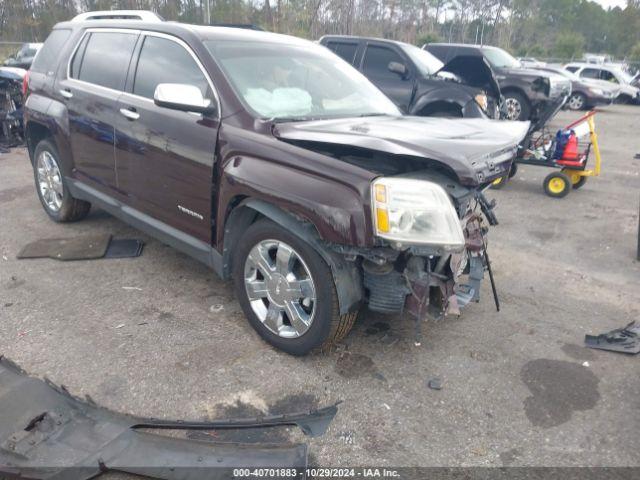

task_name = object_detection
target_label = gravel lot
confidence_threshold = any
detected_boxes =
[1,105,639,470]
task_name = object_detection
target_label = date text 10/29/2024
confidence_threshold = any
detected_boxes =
[233,468,401,478]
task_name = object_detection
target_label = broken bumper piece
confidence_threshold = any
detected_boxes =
[0,356,337,480]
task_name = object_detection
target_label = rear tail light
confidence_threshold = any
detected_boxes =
[22,70,30,97]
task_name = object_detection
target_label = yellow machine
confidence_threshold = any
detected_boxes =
[493,110,602,198]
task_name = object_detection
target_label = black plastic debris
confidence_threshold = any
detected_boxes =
[427,378,443,390]
[584,322,640,354]
[17,235,144,261]
[104,239,145,259]
[17,234,112,261]
[0,356,338,479]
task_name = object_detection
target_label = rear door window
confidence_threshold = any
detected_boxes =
[326,42,358,64]
[132,35,211,100]
[70,31,138,90]
[600,70,618,83]
[580,68,600,79]
[30,30,70,74]
[362,45,406,79]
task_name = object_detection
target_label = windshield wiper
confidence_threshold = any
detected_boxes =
[271,116,318,123]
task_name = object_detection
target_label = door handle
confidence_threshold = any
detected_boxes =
[119,107,140,121]
[59,89,73,99]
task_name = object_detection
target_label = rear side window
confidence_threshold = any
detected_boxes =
[31,30,71,74]
[362,45,405,79]
[600,70,617,82]
[580,68,600,79]
[133,35,210,99]
[71,32,137,90]
[326,42,358,64]
[565,66,579,73]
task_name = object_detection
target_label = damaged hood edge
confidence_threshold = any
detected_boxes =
[274,115,530,185]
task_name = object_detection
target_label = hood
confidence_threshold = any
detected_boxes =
[503,67,556,78]
[274,115,529,186]
[436,55,501,100]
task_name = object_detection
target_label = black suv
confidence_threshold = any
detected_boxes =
[23,12,528,355]
[320,35,500,118]
[425,43,571,121]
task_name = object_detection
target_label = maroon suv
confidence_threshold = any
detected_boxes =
[24,13,528,354]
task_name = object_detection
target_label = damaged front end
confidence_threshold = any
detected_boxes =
[335,172,498,340]
[274,115,528,339]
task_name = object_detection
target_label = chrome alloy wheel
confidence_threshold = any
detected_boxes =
[504,97,522,120]
[36,151,63,212]
[244,239,316,338]
[567,93,585,110]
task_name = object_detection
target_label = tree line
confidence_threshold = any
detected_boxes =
[2,0,640,61]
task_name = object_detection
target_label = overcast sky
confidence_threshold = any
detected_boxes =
[593,0,627,9]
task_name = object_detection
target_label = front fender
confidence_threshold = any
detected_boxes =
[222,200,364,314]
[216,146,373,248]
[410,88,469,116]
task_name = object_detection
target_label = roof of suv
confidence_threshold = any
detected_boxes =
[427,43,501,51]
[320,34,410,47]
[56,18,311,46]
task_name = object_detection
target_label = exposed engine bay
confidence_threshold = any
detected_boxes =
[0,67,25,148]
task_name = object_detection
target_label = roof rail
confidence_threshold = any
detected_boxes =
[71,10,164,22]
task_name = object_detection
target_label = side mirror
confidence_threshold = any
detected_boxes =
[154,83,215,114]
[388,61,408,78]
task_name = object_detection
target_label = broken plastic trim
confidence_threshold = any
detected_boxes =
[0,356,338,480]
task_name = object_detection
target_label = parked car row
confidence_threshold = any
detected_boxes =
[319,35,501,119]
[2,43,43,69]
[563,62,640,104]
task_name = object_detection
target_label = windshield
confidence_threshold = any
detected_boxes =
[481,47,521,69]
[551,68,579,81]
[612,68,633,84]
[400,43,443,76]
[205,40,400,120]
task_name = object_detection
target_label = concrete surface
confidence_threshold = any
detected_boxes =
[0,105,639,469]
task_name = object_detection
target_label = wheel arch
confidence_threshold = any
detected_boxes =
[222,198,363,315]
[25,121,54,163]
[501,86,530,104]
[415,100,464,117]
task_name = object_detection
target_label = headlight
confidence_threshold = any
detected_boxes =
[372,178,465,251]
[475,93,488,111]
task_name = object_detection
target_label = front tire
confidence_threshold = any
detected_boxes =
[567,92,586,111]
[503,92,531,121]
[33,139,91,222]
[232,219,357,355]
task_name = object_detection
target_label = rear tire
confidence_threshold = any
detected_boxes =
[562,169,588,189]
[33,139,91,222]
[232,218,358,355]
[615,94,633,105]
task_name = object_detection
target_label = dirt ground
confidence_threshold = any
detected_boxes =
[0,105,639,470]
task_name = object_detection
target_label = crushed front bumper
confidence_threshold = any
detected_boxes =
[362,211,490,322]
